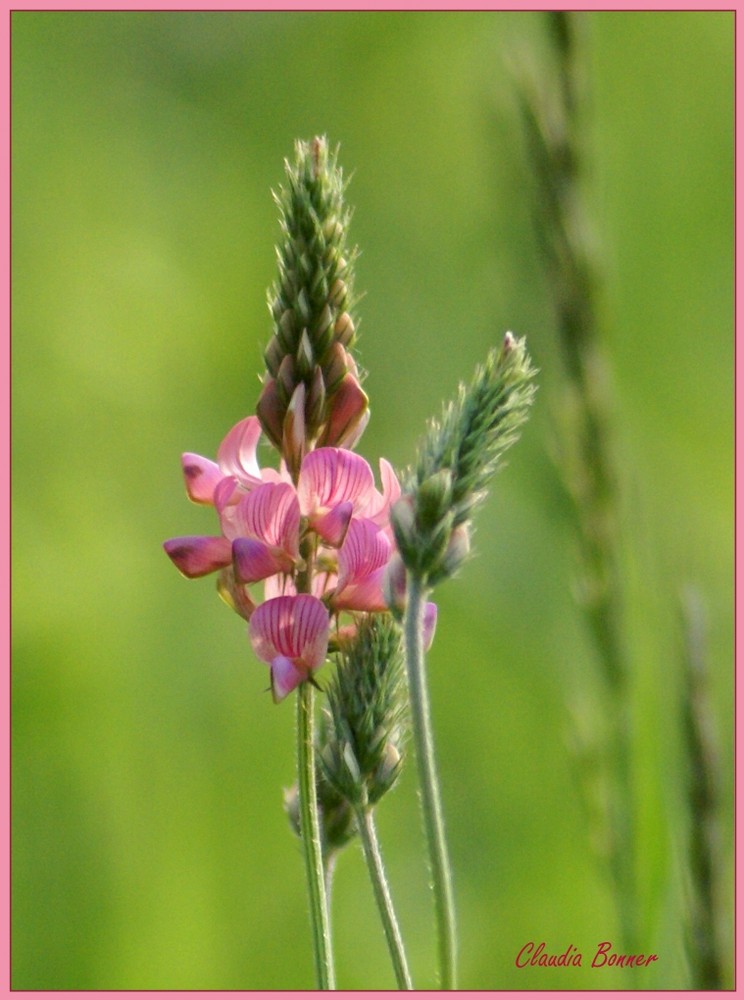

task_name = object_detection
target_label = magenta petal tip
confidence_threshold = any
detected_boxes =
[310,500,353,548]
[232,537,286,584]
[181,453,223,505]
[270,655,306,702]
[163,536,232,578]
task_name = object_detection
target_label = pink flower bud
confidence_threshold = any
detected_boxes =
[322,341,350,392]
[319,373,369,448]
[282,382,307,477]
[277,354,296,400]
[256,378,285,451]
[306,364,326,432]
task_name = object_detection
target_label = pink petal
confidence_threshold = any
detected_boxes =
[181,453,223,505]
[332,520,392,611]
[380,458,402,507]
[309,500,353,548]
[213,475,240,513]
[249,595,330,670]
[423,602,438,651]
[297,448,375,516]
[163,536,232,578]
[261,466,289,485]
[217,416,263,487]
[263,574,295,601]
[270,655,306,702]
[263,570,337,602]
[227,482,300,555]
[359,458,402,525]
[311,566,339,600]
[232,537,293,584]
[331,574,387,612]
[336,519,392,592]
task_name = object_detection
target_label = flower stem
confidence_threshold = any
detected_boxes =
[404,573,457,989]
[297,681,335,990]
[354,799,413,989]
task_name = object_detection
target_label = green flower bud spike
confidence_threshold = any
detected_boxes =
[395,333,536,990]
[320,616,413,989]
[258,137,369,478]
[393,332,537,584]
[322,615,407,807]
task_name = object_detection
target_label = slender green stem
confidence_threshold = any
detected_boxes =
[297,681,335,990]
[354,800,413,989]
[404,574,457,989]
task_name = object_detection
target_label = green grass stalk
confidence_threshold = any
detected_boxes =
[355,798,414,989]
[517,10,636,955]
[403,573,457,989]
[297,682,336,990]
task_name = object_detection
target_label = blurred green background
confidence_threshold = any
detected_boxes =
[12,11,732,990]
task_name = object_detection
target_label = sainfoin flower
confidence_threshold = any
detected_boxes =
[249,595,330,702]
[164,415,434,700]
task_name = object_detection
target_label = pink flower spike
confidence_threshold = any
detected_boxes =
[217,415,263,488]
[232,537,294,584]
[270,655,306,702]
[249,594,330,674]
[423,602,438,651]
[181,453,223,505]
[163,536,232,578]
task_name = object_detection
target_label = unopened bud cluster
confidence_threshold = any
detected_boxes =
[391,333,536,585]
[321,615,407,807]
[257,137,368,477]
